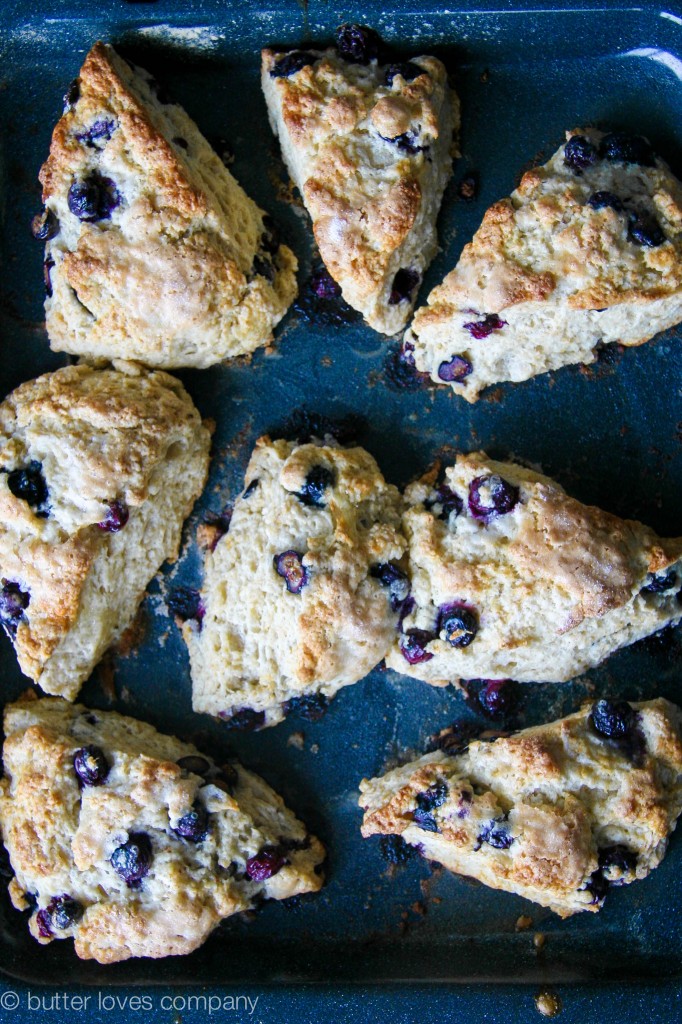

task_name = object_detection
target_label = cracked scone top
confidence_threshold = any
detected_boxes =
[406,128,682,400]
[184,434,407,728]
[0,696,324,963]
[261,27,458,334]
[359,697,682,917]
[387,452,682,686]
[0,362,211,700]
[39,41,297,368]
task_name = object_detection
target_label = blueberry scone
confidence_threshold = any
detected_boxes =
[0,362,211,699]
[37,41,297,369]
[405,128,682,401]
[184,434,407,728]
[386,452,682,686]
[360,697,682,916]
[262,24,458,335]
[0,696,324,962]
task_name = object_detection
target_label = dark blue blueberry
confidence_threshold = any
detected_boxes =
[75,117,117,148]
[385,341,431,390]
[389,268,420,305]
[252,254,275,282]
[370,562,410,610]
[7,461,48,510]
[425,483,463,522]
[310,267,342,300]
[45,894,84,931]
[399,628,435,665]
[43,256,55,298]
[457,791,473,818]
[110,832,153,887]
[468,474,519,520]
[31,209,59,241]
[477,818,513,850]
[220,707,266,731]
[274,550,309,593]
[438,355,472,382]
[384,62,425,87]
[563,135,598,173]
[381,130,428,155]
[379,835,417,865]
[476,679,518,717]
[336,24,381,64]
[73,745,110,787]
[67,174,121,222]
[63,78,80,113]
[587,191,624,212]
[168,586,205,625]
[590,699,635,739]
[35,909,53,938]
[297,465,336,508]
[412,807,440,832]
[599,132,655,167]
[462,313,506,339]
[628,213,665,247]
[176,755,211,776]
[642,569,678,594]
[261,215,280,255]
[438,603,478,648]
[283,692,330,721]
[270,51,318,78]
[173,802,209,843]
[242,478,260,499]
[416,780,448,812]
[245,845,287,880]
[598,844,637,883]
[584,868,609,905]
[0,581,30,637]
[96,500,129,533]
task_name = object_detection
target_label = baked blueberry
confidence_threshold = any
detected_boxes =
[462,313,506,339]
[589,699,635,739]
[97,500,129,532]
[628,213,665,247]
[370,563,410,610]
[438,355,473,382]
[412,807,439,832]
[270,51,318,78]
[477,818,513,850]
[382,130,428,155]
[425,483,463,521]
[274,550,309,593]
[416,779,448,812]
[563,135,598,173]
[399,628,435,664]
[310,267,342,299]
[297,465,335,508]
[73,745,110,787]
[245,845,287,880]
[641,569,678,593]
[7,461,49,510]
[173,801,209,843]
[599,132,655,167]
[587,191,624,212]
[31,208,59,241]
[75,117,117,147]
[476,678,518,717]
[0,581,30,636]
[389,268,420,304]
[45,894,84,931]
[336,24,381,64]
[584,867,610,905]
[110,832,153,887]
[598,844,637,883]
[384,62,425,86]
[468,474,519,520]
[283,692,330,721]
[438,603,478,648]
[167,586,205,625]
[220,707,266,731]
[67,173,121,222]
[385,341,431,390]
[43,256,55,298]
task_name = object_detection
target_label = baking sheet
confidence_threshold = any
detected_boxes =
[0,0,681,988]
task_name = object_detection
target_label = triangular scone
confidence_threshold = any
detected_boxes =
[39,42,297,369]
[0,363,211,699]
[386,452,682,686]
[261,33,458,334]
[406,128,682,401]
[360,698,682,917]
[184,434,407,728]
[0,696,324,962]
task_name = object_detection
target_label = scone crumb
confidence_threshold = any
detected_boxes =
[535,990,562,1017]
[515,914,533,932]
[534,932,546,951]
[287,731,305,750]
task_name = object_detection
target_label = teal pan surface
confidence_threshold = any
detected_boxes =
[0,0,681,1017]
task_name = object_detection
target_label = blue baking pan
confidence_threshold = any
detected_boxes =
[0,0,681,1018]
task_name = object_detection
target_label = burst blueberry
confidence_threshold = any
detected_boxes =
[389,268,420,305]
[477,679,518,717]
[220,707,266,731]
[438,355,472,382]
[270,50,318,78]
[0,581,30,636]
[283,692,330,721]
[416,780,448,812]
[468,474,519,520]
[7,461,48,510]
[412,808,440,832]
[462,313,506,339]
[370,563,410,610]
[67,173,121,222]
[274,550,309,594]
[31,208,59,241]
[381,130,427,154]
[384,62,425,86]
[599,132,655,167]
[385,341,431,390]
[110,832,153,887]
[97,500,129,533]
[477,818,513,850]
[297,465,335,508]
[73,745,110,787]
[173,802,209,843]
[245,845,286,881]
[438,603,478,648]
[587,191,624,212]
[563,135,598,173]
[590,699,635,739]
[642,569,678,593]
[167,586,205,625]
[426,483,463,522]
[399,628,435,664]
[598,844,637,883]
[628,213,665,247]
[75,117,117,148]
[310,267,342,299]
[336,24,381,64]
[45,895,84,931]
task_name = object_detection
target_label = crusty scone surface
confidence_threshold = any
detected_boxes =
[41,42,297,368]
[359,698,682,916]
[186,435,406,727]
[262,46,458,334]
[386,451,682,686]
[408,128,682,400]
[0,696,324,962]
